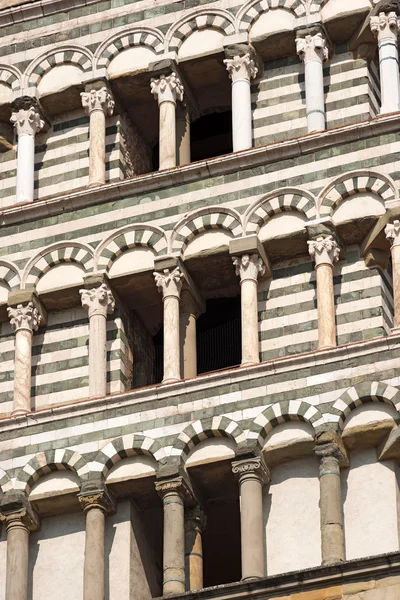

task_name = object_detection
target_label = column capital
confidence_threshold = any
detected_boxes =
[308,235,340,267]
[150,72,184,106]
[0,496,39,532]
[224,53,258,83]
[296,32,329,63]
[385,219,400,247]
[232,253,266,283]
[154,267,184,299]
[10,96,45,136]
[370,11,400,41]
[314,430,349,468]
[81,86,115,116]
[232,456,270,485]
[184,506,207,532]
[155,475,194,504]
[77,487,116,514]
[80,283,115,318]
[7,302,41,333]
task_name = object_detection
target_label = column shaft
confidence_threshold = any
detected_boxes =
[13,329,33,415]
[88,110,106,186]
[318,455,345,565]
[177,108,191,166]
[5,521,30,600]
[304,58,325,132]
[391,243,400,329]
[163,294,180,383]
[89,312,108,397]
[371,12,400,114]
[16,134,35,204]
[159,101,177,170]
[185,525,203,590]
[240,277,259,366]
[232,78,252,152]
[83,507,106,600]
[315,263,336,349]
[180,311,197,379]
[162,490,185,596]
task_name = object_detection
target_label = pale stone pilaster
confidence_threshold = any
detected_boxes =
[10,97,45,204]
[154,267,184,383]
[0,497,39,600]
[184,507,206,591]
[314,432,347,565]
[308,235,340,349]
[81,86,115,187]
[224,53,257,152]
[232,456,270,581]
[7,302,41,416]
[151,73,184,170]
[80,283,115,398]
[232,253,265,367]
[385,220,400,330]
[370,12,400,114]
[296,33,328,133]
[78,488,115,600]
[155,476,192,596]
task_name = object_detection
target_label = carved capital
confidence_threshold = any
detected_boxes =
[308,235,340,267]
[0,497,39,532]
[296,33,329,63]
[10,100,45,136]
[232,457,270,485]
[232,253,265,283]
[155,475,193,504]
[224,53,258,83]
[385,219,400,247]
[154,267,184,299]
[314,430,349,468]
[370,12,400,41]
[81,87,114,116]
[77,488,115,514]
[150,73,184,106]
[80,283,115,318]
[185,506,207,532]
[7,302,41,333]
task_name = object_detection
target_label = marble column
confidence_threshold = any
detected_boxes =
[224,53,257,152]
[370,11,400,114]
[81,86,115,187]
[151,73,184,170]
[179,288,198,379]
[154,267,184,384]
[78,488,115,600]
[385,220,400,330]
[184,507,206,591]
[314,433,346,565]
[155,476,191,597]
[0,497,39,600]
[232,456,270,581]
[177,104,191,166]
[296,32,328,133]
[232,253,265,367]
[308,235,340,350]
[7,302,41,416]
[10,97,45,204]
[80,283,115,398]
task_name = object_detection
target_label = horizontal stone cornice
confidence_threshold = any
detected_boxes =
[1,113,400,229]
[0,332,397,434]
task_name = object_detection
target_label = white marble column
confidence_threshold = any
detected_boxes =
[296,33,328,133]
[151,73,184,170]
[232,456,270,581]
[10,98,45,204]
[224,53,257,152]
[232,253,265,367]
[7,302,41,416]
[154,267,183,384]
[385,220,400,330]
[81,87,114,187]
[180,289,198,379]
[370,12,400,114]
[80,283,115,398]
[308,236,340,350]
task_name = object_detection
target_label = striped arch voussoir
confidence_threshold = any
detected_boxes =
[246,189,316,233]
[332,381,400,431]
[22,244,94,289]
[249,400,324,448]
[319,173,396,218]
[0,66,21,91]
[167,10,235,53]
[171,209,243,255]
[0,467,12,493]
[237,0,306,33]
[90,434,161,479]
[170,416,246,464]
[96,28,164,69]
[26,47,93,87]
[0,260,20,291]
[96,226,168,273]
[14,449,89,495]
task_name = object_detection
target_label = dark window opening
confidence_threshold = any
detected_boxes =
[190,111,233,162]
[152,327,163,384]
[196,296,241,375]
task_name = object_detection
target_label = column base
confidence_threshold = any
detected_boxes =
[317,344,336,351]
[11,408,29,417]
[87,180,105,188]
[241,575,264,582]
[161,377,181,385]
[390,327,400,335]
[240,360,260,368]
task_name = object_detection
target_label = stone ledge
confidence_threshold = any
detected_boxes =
[1,113,400,228]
